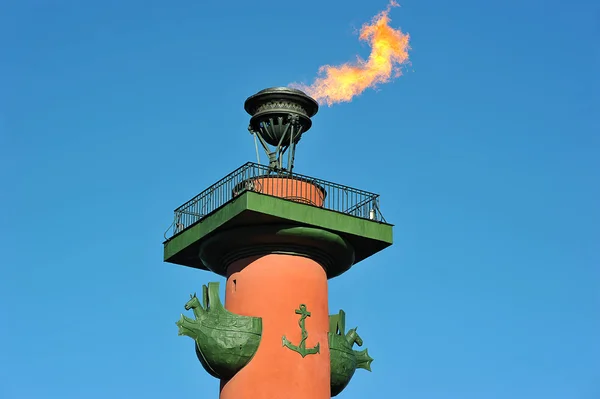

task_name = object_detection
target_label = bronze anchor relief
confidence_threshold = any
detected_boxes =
[282,304,321,358]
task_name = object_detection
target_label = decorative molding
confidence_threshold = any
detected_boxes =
[199,224,355,278]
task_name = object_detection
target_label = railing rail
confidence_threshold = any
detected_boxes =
[165,162,386,239]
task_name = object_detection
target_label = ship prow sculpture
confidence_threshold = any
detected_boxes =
[175,282,262,380]
[329,309,374,396]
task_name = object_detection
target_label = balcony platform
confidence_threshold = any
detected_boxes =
[163,163,393,279]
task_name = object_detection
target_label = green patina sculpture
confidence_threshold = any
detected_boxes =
[328,309,374,397]
[175,282,262,380]
[282,304,320,357]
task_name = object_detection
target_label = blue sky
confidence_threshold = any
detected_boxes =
[1,0,598,398]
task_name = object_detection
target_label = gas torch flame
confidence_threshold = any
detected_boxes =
[292,1,410,106]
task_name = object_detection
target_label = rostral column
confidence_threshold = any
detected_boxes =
[164,87,393,399]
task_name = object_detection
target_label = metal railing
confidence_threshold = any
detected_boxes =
[165,162,386,239]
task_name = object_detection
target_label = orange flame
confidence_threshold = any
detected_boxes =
[292,1,410,106]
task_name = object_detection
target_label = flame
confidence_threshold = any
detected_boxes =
[292,1,410,106]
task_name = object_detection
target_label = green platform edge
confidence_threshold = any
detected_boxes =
[163,191,393,278]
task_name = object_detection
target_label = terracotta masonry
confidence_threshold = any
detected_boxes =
[165,87,393,399]
[222,178,329,398]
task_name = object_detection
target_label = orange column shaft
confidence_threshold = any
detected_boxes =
[220,254,330,399]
